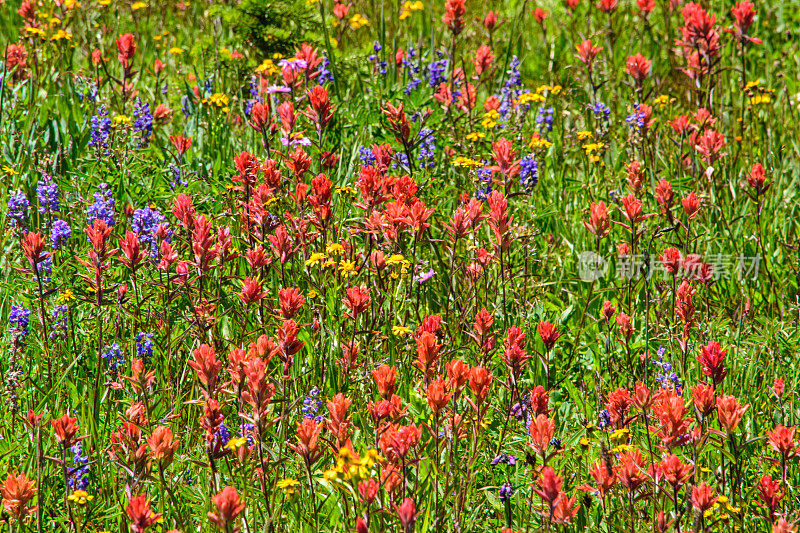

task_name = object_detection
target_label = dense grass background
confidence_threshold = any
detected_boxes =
[2,0,800,531]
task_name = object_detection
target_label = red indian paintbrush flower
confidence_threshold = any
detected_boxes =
[426,376,451,415]
[188,343,221,398]
[534,467,563,510]
[116,33,136,69]
[596,0,617,13]
[605,387,632,427]
[767,425,799,461]
[468,366,493,404]
[578,461,616,497]
[575,40,603,72]
[697,341,727,387]
[584,201,610,238]
[660,454,692,489]
[52,414,82,448]
[691,482,717,513]
[616,449,647,494]
[208,486,246,533]
[533,7,549,24]
[126,494,162,533]
[147,426,179,467]
[747,162,771,196]
[442,0,466,35]
[626,53,651,86]
[394,497,420,533]
[716,394,748,433]
[757,474,783,522]
[538,321,560,351]
[0,472,37,523]
[373,365,397,400]
[691,382,715,417]
[289,418,323,465]
[169,134,192,155]
[342,286,371,319]
[501,326,530,379]
[528,413,555,455]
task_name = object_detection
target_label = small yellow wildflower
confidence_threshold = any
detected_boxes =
[386,254,409,267]
[517,92,546,105]
[207,93,229,107]
[339,260,357,278]
[307,290,318,299]
[326,243,345,256]
[466,132,485,141]
[750,94,771,105]
[529,135,553,150]
[131,1,146,9]
[305,252,327,268]
[2,166,17,175]
[225,436,248,451]
[25,27,46,36]
[335,185,354,195]
[392,325,412,336]
[114,114,130,125]
[51,30,72,41]
[169,47,184,56]
[653,94,670,107]
[256,59,278,76]
[453,156,481,167]
[59,290,75,302]
[579,437,590,447]
[399,0,423,19]
[350,14,369,30]
[277,478,300,496]
[576,130,592,141]
[610,428,629,441]
[611,443,634,453]
[324,468,342,482]
[363,449,384,468]
[68,490,94,505]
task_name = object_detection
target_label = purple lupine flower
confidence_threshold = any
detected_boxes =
[88,105,112,152]
[9,304,31,337]
[519,154,539,189]
[51,219,72,249]
[37,175,60,214]
[7,190,29,228]
[131,206,168,257]
[102,342,125,374]
[132,98,154,148]
[87,183,116,226]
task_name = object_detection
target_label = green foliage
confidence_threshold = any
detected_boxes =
[218,0,323,59]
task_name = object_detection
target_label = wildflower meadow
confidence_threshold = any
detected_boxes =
[2,0,800,530]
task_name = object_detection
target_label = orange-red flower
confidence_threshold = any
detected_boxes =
[716,394,748,433]
[0,472,37,522]
[126,494,162,533]
[208,486,246,532]
[528,414,555,455]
